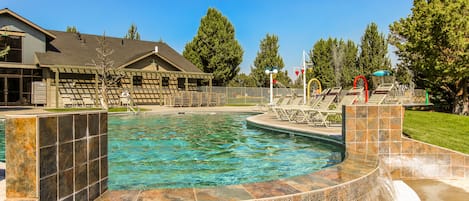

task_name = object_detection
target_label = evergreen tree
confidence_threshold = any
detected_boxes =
[183,8,243,86]
[310,38,336,89]
[341,40,359,88]
[124,23,141,40]
[66,26,78,33]
[389,0,469,114]
[358,22,392,88]
[228,73,256,87]
[251,34,287,87]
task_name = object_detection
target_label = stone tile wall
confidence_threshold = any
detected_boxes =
[343,105,469,180]
[6,111,108,201]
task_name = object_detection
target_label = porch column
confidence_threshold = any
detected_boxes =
[95,73,99,106]
[185,76,188,91]
[55,71,59,108]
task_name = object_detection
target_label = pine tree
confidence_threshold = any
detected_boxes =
[66,26,78,33]
[389,0,469,114]
[310,38,336,89]
[358,22,391,88]
[124,23,141,40]
[251,34,287,87]
[183,8,243,86]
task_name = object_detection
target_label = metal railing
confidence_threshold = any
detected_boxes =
[198,86,303,105]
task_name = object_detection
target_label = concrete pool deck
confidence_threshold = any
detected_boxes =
[0,106,468,200]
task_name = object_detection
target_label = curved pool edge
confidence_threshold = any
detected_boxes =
[96,112,381,201]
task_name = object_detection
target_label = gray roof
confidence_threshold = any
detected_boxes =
[36,30,202,73]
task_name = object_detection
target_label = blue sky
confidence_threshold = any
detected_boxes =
[4,0,413,78]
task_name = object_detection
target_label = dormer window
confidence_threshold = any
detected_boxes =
[0,35,22,63]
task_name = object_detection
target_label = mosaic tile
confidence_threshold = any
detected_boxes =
[435,154,451,165]
[466,156,469,167]
[89,135,100,160]
[390,106,403,118]
[95,190,140,201]
[75,163,88,191]
[137,188,196,201]
[101,157,108,179]
[39,116,57,147]
[195,185,253,201]
[378,106,390,117]
[242,180,300,198]
[89,182,101,201]
[355,130,366,142]
[389,129,402,141]
[378,130,390,142]
[368,141,378,154]
[379,117,390,130]
[75,139,87,165]
[451,154,465,166]
[5,117,37,198]
[300,191,325,201]
[75,188,89,201]
[345,118,356,131]
[355,118,367,131]
[345,130,355,142]
[89,113,100,136]
[367,129,378,142]
[356,143,367,153]
[59,168,74,199]
[401,140,413,154]
[89,159,100,184]
[62,195,73,201]
[59,115,73,143]
[101,134,108,157]
[74,114,87,139]
[367,117,378,129]
[59,142,73,170]
[345,106,356,118]
[101,178,108,194]
[390,118,401,129]
[356,106,367,118]
[378,142,390,154]
[40,175,57,201]
[452,167,465,178]
[100,113,108,134]
[438,165,451,177]
[40,146,57,178]
[390,142,401,154]
[367,106,378,119]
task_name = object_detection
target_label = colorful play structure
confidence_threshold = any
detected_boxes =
[305,70,430,106]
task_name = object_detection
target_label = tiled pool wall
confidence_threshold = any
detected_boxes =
[5,111,108,201]
[343,105,469,180]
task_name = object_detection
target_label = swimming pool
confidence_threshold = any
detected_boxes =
[108,112,344,190]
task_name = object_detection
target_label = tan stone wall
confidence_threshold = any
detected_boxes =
[343,105,469,180]
[5,111,108,201]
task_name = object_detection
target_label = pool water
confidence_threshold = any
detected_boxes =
[108,113,344,190]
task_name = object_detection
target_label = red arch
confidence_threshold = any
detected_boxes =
[353,75,369,103]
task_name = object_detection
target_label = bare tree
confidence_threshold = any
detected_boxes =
[92,33,116,110]
[0,46,9,58]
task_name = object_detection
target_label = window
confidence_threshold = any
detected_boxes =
[162,77,169,87]
[133,76,143,86]
[177,78,186,90]
[0,35,22,62]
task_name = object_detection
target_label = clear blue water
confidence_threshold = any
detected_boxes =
[108,113,344,190]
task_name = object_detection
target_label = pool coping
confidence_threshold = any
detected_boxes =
[96,112,381,201]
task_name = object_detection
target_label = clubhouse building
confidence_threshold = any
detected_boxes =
[0,8,217,107]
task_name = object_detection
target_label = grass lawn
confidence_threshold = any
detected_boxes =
[403,110,469,154]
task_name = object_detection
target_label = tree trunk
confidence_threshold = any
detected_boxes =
[452,78,468,115]
[100,81,109,110]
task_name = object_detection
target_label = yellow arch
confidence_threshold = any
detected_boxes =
[307,78,322,101]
